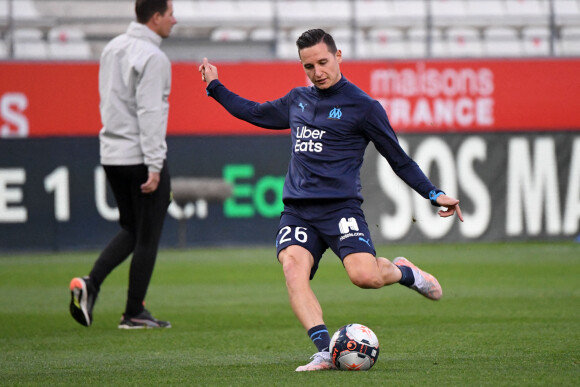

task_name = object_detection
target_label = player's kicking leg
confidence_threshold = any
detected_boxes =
[393,257,442,300]
[277,244,336,371]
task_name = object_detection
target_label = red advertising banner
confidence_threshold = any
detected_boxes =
[1,58,579,137]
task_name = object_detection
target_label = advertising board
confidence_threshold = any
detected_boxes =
[1,132,578,251]
[1,59,579,137]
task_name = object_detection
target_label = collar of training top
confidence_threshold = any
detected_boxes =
[313,75,347,96]
[126,21,162,47]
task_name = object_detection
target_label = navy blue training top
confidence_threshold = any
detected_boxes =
[206,76,437,203]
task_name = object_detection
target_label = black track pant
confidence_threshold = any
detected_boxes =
[89,163,171,317]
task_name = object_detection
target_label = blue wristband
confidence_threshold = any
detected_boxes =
[429,190,445,206]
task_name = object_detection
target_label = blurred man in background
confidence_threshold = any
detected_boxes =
[69,0,176,329]
[200,29,462,370]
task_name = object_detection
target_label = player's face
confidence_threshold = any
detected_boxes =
[156,0,177,39]
[299,42,342,90]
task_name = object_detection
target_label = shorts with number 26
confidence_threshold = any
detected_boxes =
[276,199,376,279]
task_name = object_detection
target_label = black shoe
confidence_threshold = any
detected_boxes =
[118,309,171,329]
[69,276,97,327]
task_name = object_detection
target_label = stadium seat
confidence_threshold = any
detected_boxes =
[33,0,133,42]
[13,28,48,59]
[34,0,133,20]
[408,27,446,57]
[483,27,524,57]
[353,30,371,59]
[465,0,507,26]
[276,28,301,60]
[0,0,41,21]
[48,27,91,59]
[390,0,427,27]
[329,27,352,42]
[431,0,468,27]
[210,28,248,41]
[559,26,580,55]
[352,30,368,60]
[276,40,298,60]
[277,0,350,25]
[277,1,315,26]
[446,27,484,57]
[194,0,236,23]
[172,0,196,21]
[365,28,407,58]
[354,0,393,28]
[313,0,350,24]
[328,27,355,57]
[249,28,275,42]
[407,28,426,57]
[236,0,274,24]
[522,26,551,55]
[354,0,427,28]
[553,0,580,26]
[176,0,270,29]
[504,0,549,26]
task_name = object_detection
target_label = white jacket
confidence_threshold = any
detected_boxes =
[99,22,170,173]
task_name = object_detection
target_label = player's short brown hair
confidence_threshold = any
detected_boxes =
[135,0,169,24]
[296,29,338,55]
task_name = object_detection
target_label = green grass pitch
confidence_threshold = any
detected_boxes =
[0,242,578,386]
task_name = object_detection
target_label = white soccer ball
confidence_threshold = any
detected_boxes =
[329,323,380,371]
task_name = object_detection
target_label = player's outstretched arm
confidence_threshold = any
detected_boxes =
[199,58,290,130]
[436,194,464,222]
[199,57,218,84]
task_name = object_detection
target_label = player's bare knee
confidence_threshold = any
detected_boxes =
[282,259,299,280]
[350,272,382,289]
[280,251,307,281]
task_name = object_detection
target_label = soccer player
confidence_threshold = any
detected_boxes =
[199,29,463,371]
[69,0,176,329]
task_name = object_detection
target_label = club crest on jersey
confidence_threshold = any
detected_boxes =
[328,107,342,120]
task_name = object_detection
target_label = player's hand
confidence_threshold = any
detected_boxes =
[436,194,464,222]
[141,172,160,194]
[199,57,218,83]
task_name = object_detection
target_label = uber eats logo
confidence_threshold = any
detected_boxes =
[223,164,285,218]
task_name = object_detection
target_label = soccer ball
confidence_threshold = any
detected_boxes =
[329,323,380,371]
